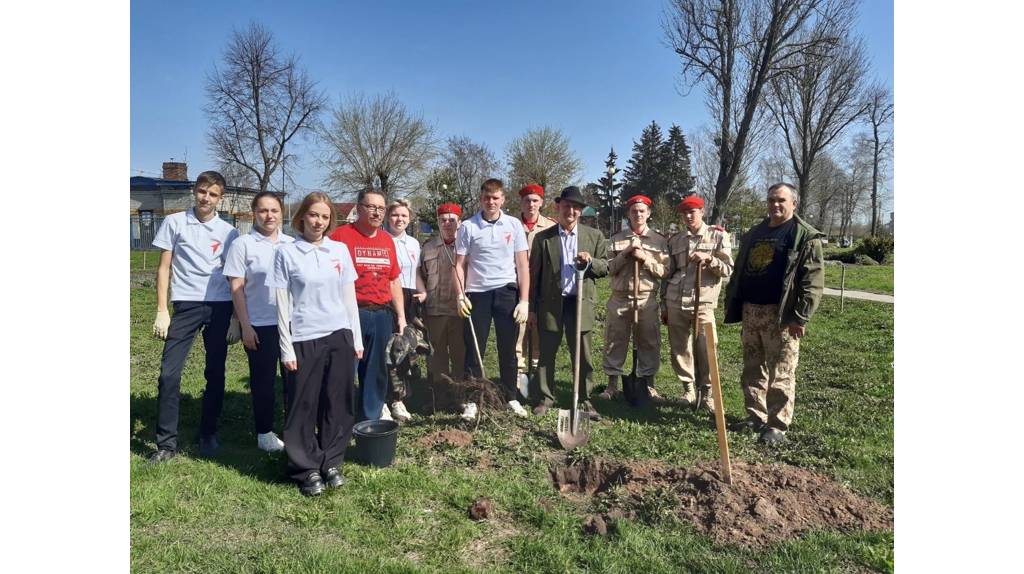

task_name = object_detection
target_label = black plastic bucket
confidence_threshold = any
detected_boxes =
[352,419,400,467]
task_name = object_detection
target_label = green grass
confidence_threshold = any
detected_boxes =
[824,264,894,295]
[131,276,893,573]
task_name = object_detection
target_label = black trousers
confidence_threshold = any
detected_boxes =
[535,296,596,406]
[463,284,519,401]
[284,328,356,482]
[244,325,289,435]
[155,301,233,451]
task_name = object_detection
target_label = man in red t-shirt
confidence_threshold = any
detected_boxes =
[329,188,406,421]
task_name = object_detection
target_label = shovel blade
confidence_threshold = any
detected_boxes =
[556,407,590,450]
[517,373,529,400]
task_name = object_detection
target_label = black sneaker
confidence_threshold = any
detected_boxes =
[323,467,345,489]
[148,449,176,463]
[758,427,786,447]
[198,434,220,458]
[299,472,325,497]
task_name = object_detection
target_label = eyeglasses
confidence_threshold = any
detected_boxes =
[359,203,385,214]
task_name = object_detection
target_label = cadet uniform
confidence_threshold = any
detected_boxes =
[602,196,669,396]
[515,184,557,375]
[152,208,239,454]
[418,204,466,382]
[661,197,733,409]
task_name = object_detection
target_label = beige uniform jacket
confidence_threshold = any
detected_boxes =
[661,224,734,310]
[606,227,669,295]
[418,237,460,317]
[522,213,556,253]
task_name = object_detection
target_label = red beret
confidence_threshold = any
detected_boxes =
[676,195,705,212]
[519,184,544,198]
[625,194,652,207]
[436,203,462,217]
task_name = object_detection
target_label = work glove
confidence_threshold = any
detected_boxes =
[226,316,242,345]
[457,295,473,319]
[153,310,171,340]
[513,300,529,324]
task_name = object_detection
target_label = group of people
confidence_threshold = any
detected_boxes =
[145,171,824,497]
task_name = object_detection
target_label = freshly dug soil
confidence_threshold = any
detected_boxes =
[417,374,508,414]
[418,429,474,449]
[549,457,892,548]
[468,497,495,520]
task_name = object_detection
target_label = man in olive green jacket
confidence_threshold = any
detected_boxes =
[723,183,824,446]
[528,186,609,419]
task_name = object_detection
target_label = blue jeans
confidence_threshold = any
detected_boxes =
[356,307,394,420]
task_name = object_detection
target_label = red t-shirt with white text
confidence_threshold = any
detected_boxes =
[329,224,401,305]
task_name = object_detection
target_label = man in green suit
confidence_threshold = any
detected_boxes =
[528,186,609,419]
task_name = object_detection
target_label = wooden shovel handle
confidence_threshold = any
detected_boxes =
[703,321,732,485]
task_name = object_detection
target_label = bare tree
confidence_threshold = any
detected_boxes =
[766,29,868,215]
[663,0,856,224]
[319,91,437,199]
[443,135,499,207]
[505,126,584,193]
[862,83,893,235]
[205,22,326,194]
[839,136,872,239]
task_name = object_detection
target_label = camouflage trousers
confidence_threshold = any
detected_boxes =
[603,291,661,377]
[424,314,465,383]
[740,303,801,431]
[666,304,717,391]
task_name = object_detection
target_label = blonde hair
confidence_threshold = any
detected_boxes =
[386,198,412,218]
[291,192,338,235]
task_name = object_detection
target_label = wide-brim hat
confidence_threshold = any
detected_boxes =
[554,186,588,207]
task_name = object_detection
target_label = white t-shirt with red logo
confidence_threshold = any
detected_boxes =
[269,236,358,342]
[152,208,239,302]
[223,229,295,327]
[455,211,528,292]
[390,232,421,290]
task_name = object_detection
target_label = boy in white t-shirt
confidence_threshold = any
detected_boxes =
[148,171,240,463]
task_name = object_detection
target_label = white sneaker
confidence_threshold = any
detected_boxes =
[380,404,393,421]
[460,402,479,421]
[507,400,529,418]
[257,432,285,452]
[391,401,412,422]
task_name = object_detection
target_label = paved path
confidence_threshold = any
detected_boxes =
[824,287,894,304]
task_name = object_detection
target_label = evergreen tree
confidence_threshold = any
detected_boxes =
[623,121,665,201]
[590,147,624,236]
[660,124,695,206]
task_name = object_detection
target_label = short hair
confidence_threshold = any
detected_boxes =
[250,191,284,212]
[480,178,504,195]
[357,187,386,205]
[291,192,338,235]
[194,171,226,192]
[386,198,412,218]
[767,182,799,204]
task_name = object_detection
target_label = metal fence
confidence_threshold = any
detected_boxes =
[130,213,252,250]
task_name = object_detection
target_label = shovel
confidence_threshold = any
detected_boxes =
[691,262,704,412]
[557,260,592,450]
[621,260,647,407]
[517,324,531,400]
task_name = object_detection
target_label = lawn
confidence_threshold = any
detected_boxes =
[824,263,894,295]
[130,272,894,572]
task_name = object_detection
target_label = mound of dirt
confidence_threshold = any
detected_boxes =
[549,457,892,548]
[417,374,508,414]
[418,429,474,449]
[468,497,495,520]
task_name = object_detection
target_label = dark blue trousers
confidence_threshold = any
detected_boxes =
[155,301,233,451]
[244,325,289,435]
[357,307,394,420]
[463,284,519,402]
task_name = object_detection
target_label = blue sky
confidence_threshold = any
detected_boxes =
[131,0,893,194]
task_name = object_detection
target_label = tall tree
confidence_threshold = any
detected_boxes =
[205,22,326,193]
[862,83,893,236]
[590,147,625,236]
[766,29,869,215]
[505,126,583,193]
[413,167,463,231]
[442,135,499,209]
[660,124,696,205]
[663,0,856,223]
[623,121,666,200]
[319,91,437,198]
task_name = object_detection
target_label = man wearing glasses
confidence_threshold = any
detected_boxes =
[330,188,407,421]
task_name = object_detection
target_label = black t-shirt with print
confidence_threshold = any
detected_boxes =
[739,218,797,305]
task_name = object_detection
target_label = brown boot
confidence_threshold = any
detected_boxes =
[698,385,714,413]
[647,381,664,403]
[598,375,620,400]
[680,381,696,406]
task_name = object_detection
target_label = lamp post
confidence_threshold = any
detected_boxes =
[607,165,616,237]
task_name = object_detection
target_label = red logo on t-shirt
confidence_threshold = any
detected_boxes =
[332,258,342,276]
[211,240,222,254]
[504,233,512,245]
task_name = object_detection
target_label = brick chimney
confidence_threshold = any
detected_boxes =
[162,161,188,181]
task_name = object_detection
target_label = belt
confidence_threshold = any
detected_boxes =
[358,303,392,312]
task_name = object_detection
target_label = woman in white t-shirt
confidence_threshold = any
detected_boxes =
[270,192,363,497]
[385,199,425,422]
[223,191,295,453]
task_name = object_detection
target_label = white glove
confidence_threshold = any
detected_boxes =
[457,295,473,319]
[226,316,242,345]
[153,310,171,340]
[513,300,529,324]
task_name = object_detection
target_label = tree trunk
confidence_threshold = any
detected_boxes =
[870,125,880,236]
